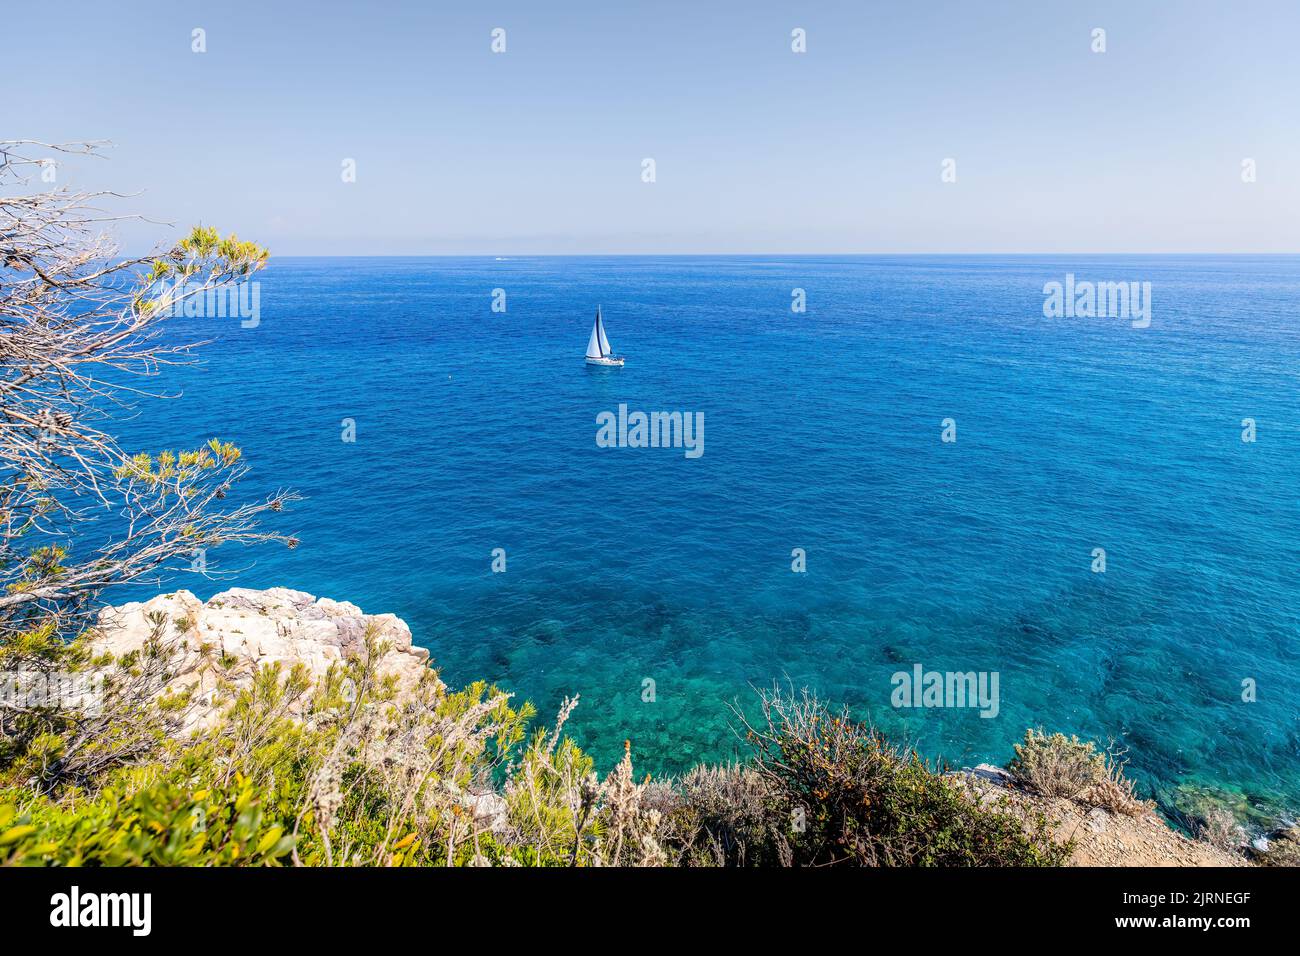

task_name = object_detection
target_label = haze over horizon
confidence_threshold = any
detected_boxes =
[13,0,1300,255]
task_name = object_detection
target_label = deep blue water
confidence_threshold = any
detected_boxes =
[112,255,1300,823]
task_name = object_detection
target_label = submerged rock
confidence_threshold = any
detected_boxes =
[1250,824,1300,866]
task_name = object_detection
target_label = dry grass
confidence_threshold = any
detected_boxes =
[1008,729,1105,799]
[1009,729,1150,817]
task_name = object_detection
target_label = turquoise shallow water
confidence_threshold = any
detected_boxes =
[112,255,1300,820]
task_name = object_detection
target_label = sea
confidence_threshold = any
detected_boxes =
[110,254,1300,826]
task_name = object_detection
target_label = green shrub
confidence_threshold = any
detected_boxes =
[0,779,294,866]
[734,687,1069,866]
[3,627,1079,869]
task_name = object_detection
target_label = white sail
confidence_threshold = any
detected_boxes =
[586,314,603,359]
[596,309,612,356]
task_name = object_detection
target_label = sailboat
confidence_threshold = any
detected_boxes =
[584,306,624,366]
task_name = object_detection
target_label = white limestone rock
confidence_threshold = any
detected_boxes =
[89,588,436,732]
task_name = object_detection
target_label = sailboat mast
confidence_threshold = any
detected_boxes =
[584,304,621,365]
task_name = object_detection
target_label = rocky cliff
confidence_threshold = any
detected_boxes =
[90,587,437,731]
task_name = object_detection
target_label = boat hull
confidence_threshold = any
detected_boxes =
[585,356,625,367]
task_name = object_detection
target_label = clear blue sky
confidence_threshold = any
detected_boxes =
[12,0,1300,253]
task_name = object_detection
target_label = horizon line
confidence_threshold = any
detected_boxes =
[124,251,1300,259]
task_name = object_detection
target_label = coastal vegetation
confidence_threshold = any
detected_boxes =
[0,139,292,861]
[0,611,1070,866]
[1008,730,1149,815]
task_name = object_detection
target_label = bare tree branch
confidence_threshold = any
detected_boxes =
[0,139,296,646]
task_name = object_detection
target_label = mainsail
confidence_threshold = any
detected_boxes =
[596,307,612,357]
[586,308,604,359]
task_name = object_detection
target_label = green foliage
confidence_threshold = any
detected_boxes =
[735,690,1069,867]
[136,226,269,315]
[0,621,84,784]
[505,728,600,865]
[0,779,294,866]
[2,614,1073,868]
[17,628,550,867]
[803,741,1066,866]
[0,619,65,666]
[5,547,68,595]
